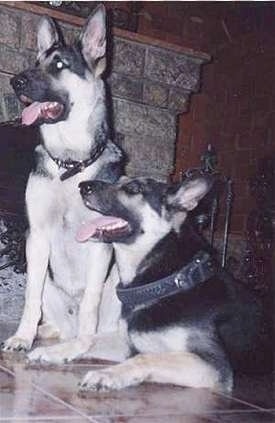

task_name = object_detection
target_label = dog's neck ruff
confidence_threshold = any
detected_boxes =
[116,251,217,309]
[46,142,106,181]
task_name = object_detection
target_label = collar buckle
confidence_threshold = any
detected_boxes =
[174,273,186,288]
[79,161,86,172]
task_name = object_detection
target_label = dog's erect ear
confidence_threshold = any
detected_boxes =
[80,5,106,71]
[166,177,212,212]
[37,17,61,56]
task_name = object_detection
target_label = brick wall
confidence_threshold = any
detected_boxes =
[177,29,275,236]
[138,2,275,235]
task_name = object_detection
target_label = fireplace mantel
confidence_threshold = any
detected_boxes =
[1,1,210,62]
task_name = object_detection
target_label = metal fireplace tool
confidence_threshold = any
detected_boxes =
[180,143,234,269]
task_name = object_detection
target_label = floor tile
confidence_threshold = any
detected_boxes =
[227,373,275,410]
[0,355,271,422]
[9,361,256,418]
[0,367,85,421]
[81,385,260,419]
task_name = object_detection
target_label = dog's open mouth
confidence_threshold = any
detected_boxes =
[76,216,130,243]
[20,95,64,125]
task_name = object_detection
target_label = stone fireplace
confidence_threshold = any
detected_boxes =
[0,2,209,339]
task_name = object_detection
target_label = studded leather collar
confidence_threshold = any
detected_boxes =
[116,251,217,309]
[47,142,106,181]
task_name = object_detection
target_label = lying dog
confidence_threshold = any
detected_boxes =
[76,175,270,392]
[1,5,125,363]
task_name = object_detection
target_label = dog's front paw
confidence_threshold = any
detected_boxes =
[28,340,86,364]
[28,345,69,364]
[79,368,127,392]
[1,335,33,353]
[28,346,58,364]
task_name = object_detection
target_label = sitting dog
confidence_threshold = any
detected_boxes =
[76,174,270,392]
[1,5,125,364]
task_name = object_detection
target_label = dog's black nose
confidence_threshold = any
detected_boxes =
[10,74,28,91]
[79,180,109,197]
[79,181,94,196]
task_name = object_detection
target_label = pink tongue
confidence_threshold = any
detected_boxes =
[22,102,41,126]
[76,216,124,243]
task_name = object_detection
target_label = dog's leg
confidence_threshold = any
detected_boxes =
[84,320,130,362]
[37,322,60,340]
[2,228,50,352]
[79,351,232,393]
[37,274,78,341]
[28,328,130,364]
[1,177,55,352]
[29,271,129,364]
[78,243,113,337]
[28,243,114,364]
[97,264,122,334]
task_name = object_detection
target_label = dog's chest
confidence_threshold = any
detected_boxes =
[130,326,190,354]
[54,167,100,224]
[61,182,84,225]
[47,175,98,291]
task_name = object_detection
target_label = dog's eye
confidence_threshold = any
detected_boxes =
[54,57,70,71]
[56,61,64,70]
[123,181,144,195]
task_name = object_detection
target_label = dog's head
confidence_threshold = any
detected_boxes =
[10,5,107,126]
[77,174,213,245]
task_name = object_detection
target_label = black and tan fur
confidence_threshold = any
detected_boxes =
[77,175,271,392]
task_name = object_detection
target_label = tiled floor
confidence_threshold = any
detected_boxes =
[0,351,274,423]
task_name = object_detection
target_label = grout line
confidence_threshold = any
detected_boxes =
[32,385,99,423]
[212,390,269,412]
[0,364,99,423]
[0,362,24,376]
[259,409,275,414]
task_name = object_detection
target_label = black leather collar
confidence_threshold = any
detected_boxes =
[116,251,217,309]
[47,142,106,181]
